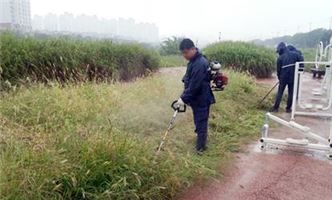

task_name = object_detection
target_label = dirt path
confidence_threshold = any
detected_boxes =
[178,73,332,200]
[158,67,186,75]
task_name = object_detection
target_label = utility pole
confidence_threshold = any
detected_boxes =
[218,32,221,42]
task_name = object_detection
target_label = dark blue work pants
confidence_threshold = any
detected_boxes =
[192,106,210,151]
[273,80,294,110]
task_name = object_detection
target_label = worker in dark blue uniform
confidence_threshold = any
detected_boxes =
[287,45,305,71]
[271,42,303,113]
[287,44,305,99]
[174,38,215,155]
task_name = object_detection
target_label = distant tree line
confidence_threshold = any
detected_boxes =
[159,36,184,55]
[253,28,332,48]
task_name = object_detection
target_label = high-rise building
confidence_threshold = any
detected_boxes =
[0,0,32,32]
[43,13,58,32]
[31,14,43,30]
[31,12,159,43]
[58,13,74,33]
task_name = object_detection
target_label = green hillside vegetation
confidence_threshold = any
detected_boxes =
[253,28,332,48]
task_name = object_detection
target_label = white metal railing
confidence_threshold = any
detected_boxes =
[315,37,332,68]
[298,65,332,110]
[260,113,332,158]
[259,43,332,158]
[291,61,332,120]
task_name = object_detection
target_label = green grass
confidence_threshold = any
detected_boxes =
[204,41,276,78]
[160,55,187,68]
[0,70,270,199]
[300,48,316,71]
[0,32,160,87]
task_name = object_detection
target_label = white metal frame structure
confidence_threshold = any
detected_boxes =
[313,38,332,95]
[260,113,332,158]
[292,37,332,119]
[260,39,332,158]
[292,61,332,119]
[315,37,332,67]
[315,41,324,69]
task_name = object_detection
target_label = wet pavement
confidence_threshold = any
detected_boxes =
[179,73,332,200]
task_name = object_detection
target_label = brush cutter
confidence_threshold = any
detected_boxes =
[156,100,186,154]
[209,61,228,91]
[257,82,279,106]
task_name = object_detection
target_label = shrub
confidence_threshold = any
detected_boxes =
[159,36,183,56]
[0,33,160,85]
[204,41,276,78]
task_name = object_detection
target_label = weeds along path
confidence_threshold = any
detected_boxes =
[0,67,267,200]
[178,74,332,200]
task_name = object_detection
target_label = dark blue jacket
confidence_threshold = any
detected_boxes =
[181,51,215,107]
[277,44,303,83]
[287,45,304,70]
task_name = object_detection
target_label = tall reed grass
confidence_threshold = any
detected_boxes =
[0,33,160,87]
[204,41,276,78]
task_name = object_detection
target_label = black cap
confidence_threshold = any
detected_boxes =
[179,38,195,51]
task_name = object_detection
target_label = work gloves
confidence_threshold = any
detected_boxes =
[174,98,185,108]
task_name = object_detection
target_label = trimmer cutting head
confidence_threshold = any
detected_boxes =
[155,100,186,155]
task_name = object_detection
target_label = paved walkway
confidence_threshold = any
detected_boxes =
[179,74,332,200]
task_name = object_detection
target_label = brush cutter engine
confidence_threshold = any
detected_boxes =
[209,61,228,91]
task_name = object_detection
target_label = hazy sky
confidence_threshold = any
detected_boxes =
[31,0,332,43]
